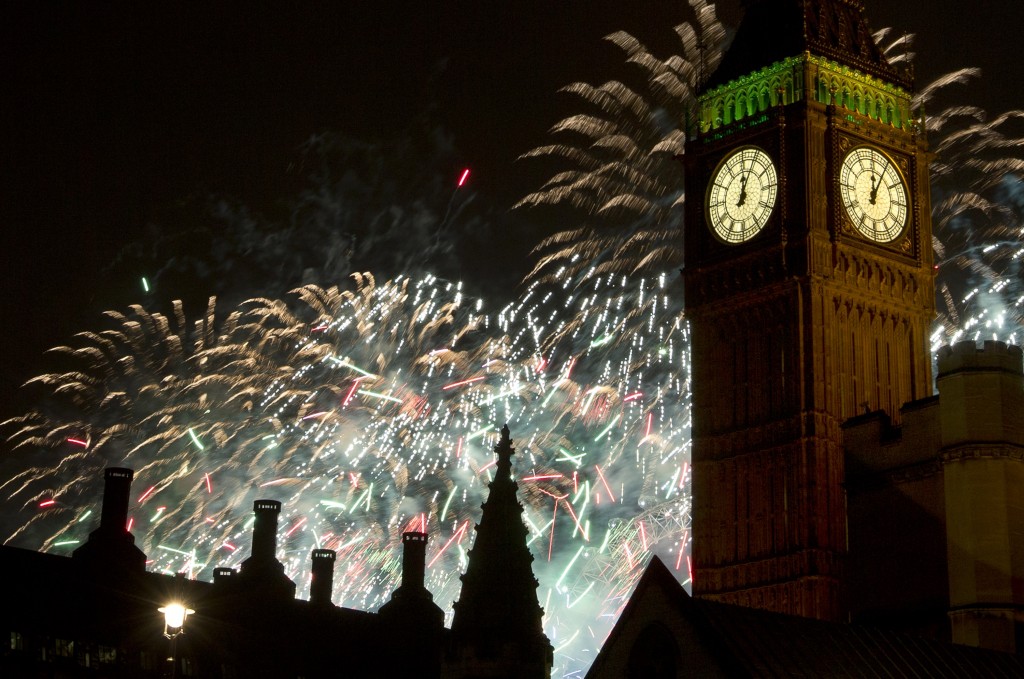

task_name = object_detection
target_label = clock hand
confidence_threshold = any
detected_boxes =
[736,173,748,207]
[868,173,878,205]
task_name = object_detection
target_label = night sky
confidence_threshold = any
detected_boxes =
[2,0,1022,417]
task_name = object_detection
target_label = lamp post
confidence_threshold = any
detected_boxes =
[158,602,193,679]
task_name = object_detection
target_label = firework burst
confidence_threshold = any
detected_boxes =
[3,269,689,672]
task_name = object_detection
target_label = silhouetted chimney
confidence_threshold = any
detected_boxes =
[100,467,133,532]
[309,549,336,605]
[73,467,146,575]
[237,499,297,599]
[401,531,428,592]
[379,530,444,675]
[251,499,281,562]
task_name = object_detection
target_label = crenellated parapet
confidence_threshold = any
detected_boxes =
[937,339,1024,377]
[937,340,1024,448]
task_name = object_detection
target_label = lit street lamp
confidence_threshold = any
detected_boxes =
[158,602,194,678]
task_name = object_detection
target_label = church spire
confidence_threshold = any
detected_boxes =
[444,425,552,679]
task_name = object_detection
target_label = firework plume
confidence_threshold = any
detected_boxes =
[516,0,725,285]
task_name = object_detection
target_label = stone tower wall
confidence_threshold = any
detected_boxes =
[937,340,1024,652]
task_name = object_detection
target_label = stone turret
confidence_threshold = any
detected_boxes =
[936,340,1024,652]
[937,340,1024,446]
[444,425,552,679]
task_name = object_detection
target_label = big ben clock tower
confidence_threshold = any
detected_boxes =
[684,0,935,620]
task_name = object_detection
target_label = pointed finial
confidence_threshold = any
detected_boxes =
[494,424,515,482]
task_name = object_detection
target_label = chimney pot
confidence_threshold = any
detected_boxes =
[101,467,134,533]
[251,499,281,562]
[401,531,428,592]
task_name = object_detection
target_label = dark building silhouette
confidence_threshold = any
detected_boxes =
[1,426,549,678]
[380,532,447,677]
[308,549,336,607]
[236,499,297,601]
[586,557,1024,678]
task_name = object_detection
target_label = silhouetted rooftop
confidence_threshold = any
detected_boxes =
[588,558,1024,678]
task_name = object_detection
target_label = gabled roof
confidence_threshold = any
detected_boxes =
[587,557,1024,678]
[703,0,912,93]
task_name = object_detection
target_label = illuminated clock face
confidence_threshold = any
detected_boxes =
[839,146,908,243]
[706,147,778,244]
